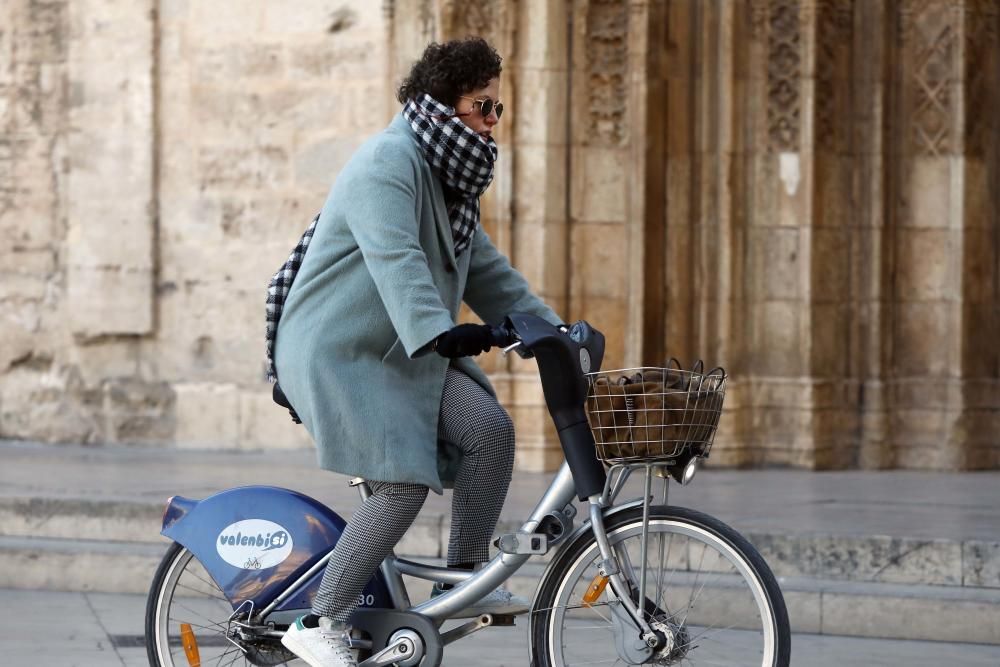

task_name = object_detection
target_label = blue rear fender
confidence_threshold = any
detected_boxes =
[160,485,391,612]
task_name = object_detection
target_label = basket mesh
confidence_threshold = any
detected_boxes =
[585,366,726,464]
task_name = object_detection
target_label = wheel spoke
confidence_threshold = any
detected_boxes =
[170,599,230,631]
[654,531,666,607]
[166,617,229,634]
[678,539,710,628]
[175,580,230,602]
[213,645,241,667]
[564,657,626,666]
[184,566,224,594]
[217,645,249,667]
[580,597,613,625]
[682,568,725,623]
[654,532,679,621]
[679,622,744,648]
[530,600,613,615]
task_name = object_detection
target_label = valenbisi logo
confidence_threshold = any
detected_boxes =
[216,519,294,570]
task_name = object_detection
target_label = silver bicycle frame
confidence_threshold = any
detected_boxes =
[410,461,577,622]
[258,461,660,637]
[257,462,577,623]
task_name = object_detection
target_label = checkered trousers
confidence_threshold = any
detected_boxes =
[311,366,516,623]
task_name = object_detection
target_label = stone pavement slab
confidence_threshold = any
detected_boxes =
[4,588,1000,667]
[3,439,1000,542]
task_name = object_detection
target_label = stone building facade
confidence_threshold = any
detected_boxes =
[2,0,998,471]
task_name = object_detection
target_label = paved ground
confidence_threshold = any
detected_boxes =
[5,588,1000,666]
[5,441,1000,662]
[3,440,1000,541]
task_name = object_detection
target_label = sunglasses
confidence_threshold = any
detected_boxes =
[458,95,504,120]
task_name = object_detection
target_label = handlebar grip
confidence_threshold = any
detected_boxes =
[489,324,516,348]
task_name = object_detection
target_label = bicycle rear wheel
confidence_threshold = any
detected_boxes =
[145,542,298,667]
[529,505,790,666]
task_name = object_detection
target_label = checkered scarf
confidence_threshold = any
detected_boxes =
[402,92,498,256]
[265,212,318,381]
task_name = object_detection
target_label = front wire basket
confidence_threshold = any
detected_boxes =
[585,365,727,465]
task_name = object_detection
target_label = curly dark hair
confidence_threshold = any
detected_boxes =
[396,37,502,107]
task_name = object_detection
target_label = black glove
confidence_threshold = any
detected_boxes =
[435,324,493,358]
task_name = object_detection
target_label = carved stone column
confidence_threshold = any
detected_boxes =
[886,0,1000,468]
[502,0,575,471]
[568,0,632,368]
[853,0,895,468]
[805,0,858,468]
[664,0,857,469]
[636,0,752,466]
[957,0,1000,468]
[737,0,823,467]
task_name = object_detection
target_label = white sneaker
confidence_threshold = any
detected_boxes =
[432,583,530,618]
[280,616,357,667]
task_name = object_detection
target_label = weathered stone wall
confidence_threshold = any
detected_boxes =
[1,0,387,448]
[2,0,81,441]
[4,0,998,472]
[154,1,386,450]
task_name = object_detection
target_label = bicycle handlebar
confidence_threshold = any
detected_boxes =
[488,323,518,349]
[494,313,608,500]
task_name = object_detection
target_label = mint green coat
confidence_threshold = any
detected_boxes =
[274,114,560,493]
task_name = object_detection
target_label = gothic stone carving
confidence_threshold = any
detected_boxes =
[419,0,436,42]
[900,0,959,157]
[766,0,802,151]
[585,0,629,146]
[438,1,516,69]
[440,0,494,39]
[750,0,770,39]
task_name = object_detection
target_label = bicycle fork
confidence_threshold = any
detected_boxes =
[588,465,676,661]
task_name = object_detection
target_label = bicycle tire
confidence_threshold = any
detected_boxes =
[529,505,791,667]
[145,542,296,667]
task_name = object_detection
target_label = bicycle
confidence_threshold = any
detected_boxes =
[145,313,791,666]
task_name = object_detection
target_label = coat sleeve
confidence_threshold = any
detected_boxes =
[463,225,562,326]
[341,141,454,358]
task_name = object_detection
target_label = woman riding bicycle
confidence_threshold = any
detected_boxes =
[272,37,561,666]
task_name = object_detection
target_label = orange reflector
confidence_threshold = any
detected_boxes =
[582,574,610,606]
[180,623,202,667]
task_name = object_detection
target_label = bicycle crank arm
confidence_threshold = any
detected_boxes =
[358,635,417,667]
[441,613,494,644]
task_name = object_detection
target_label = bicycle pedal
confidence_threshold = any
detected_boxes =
[490,614,516,626]
[493,532,547,555]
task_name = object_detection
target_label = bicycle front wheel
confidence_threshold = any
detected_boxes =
[529,505,790,666]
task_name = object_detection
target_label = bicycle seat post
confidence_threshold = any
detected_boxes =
[349,477,372,500]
